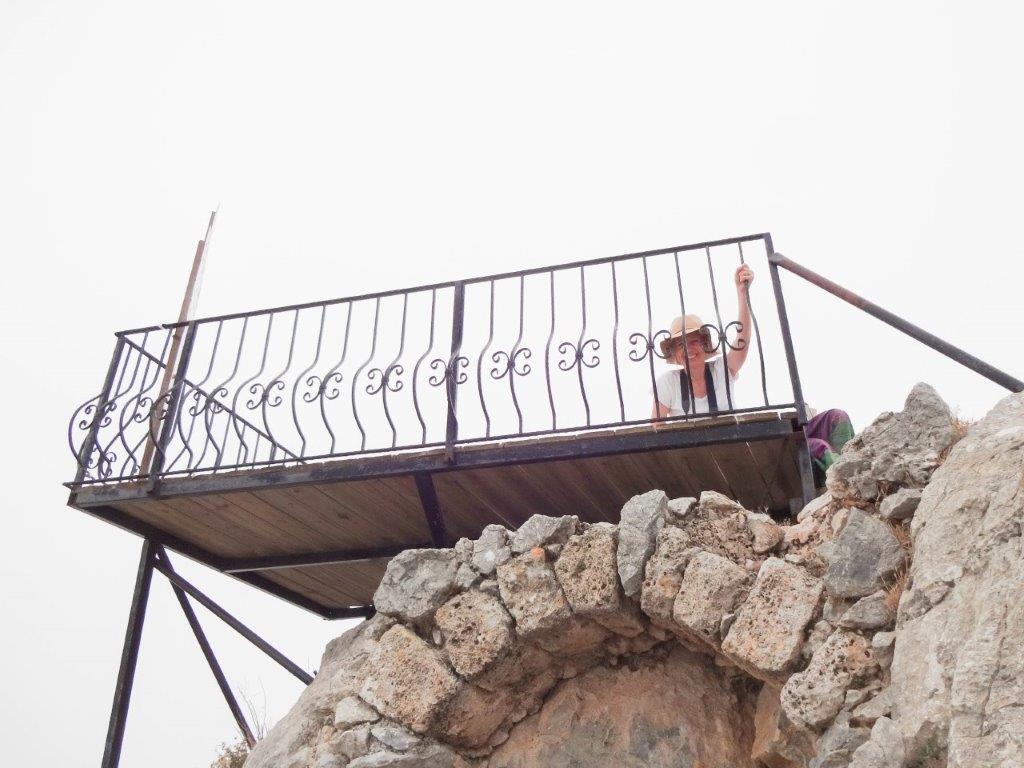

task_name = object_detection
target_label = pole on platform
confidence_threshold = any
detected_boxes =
[141,211,218,476]
[101,540,156,768]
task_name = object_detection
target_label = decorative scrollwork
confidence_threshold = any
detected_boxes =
[557,339,601,372]
[490,348,532,380]
[303,371,345,402]
[366,364,404,395]
[697,322,747,355]
[428,356,469,386]
[246,380,286,409]
[628,330,670,362]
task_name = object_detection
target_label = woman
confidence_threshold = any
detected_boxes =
[652,264,853,483]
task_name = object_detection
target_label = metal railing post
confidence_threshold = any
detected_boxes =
[75,336,126,484]
[765,234,810,424]
[444,282,465,462]
[146,322,198,492]
[101,539,156,768]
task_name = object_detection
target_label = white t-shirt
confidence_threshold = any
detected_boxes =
[653,357,737,416]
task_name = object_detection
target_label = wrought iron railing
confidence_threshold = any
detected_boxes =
[68,233,806,484]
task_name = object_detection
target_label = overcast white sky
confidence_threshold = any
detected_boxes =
[2,2,1023,766]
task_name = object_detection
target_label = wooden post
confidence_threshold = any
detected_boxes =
[140,211,217,477]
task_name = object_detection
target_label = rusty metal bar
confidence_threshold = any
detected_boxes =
[769,252,1024,393]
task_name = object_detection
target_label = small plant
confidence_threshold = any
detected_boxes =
[883,566,909,615]
[907,733,946,767]
[208,685,270,768]
[938,413,974,464]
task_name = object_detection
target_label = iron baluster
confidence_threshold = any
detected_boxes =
[672,252,697,415]
[367,292,408,448]
[292,305,326,458]
[738,241,770,407]
[314,302,353,455]
[557,265,600,426]
[411,289,438,444]
[351,297,381,451]
[544,271,557,429]
[147,322,198,491]
[704,246,737,412]
[259,308,299,462]
[609,262,625,423]
[236,314,275,465]
[476,281,496,437]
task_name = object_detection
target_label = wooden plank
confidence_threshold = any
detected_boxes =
[188,491,327,553]
[744,437,793,512]
[315,477,431,544]
[708,442,771,510]
[114,498,252,558]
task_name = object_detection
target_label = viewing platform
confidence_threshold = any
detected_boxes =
[67,233,815,618]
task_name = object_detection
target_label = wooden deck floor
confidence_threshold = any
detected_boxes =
[69,411,806,617]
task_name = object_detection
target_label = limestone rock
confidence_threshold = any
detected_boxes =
[374,549,463,625]
[890,392,1024,764]
[878,487,923,520]
[838,590,893,630]
[747,512,784,554]
[639,526,697,626]
[472,524,511,575]
[666,495,697,522]
[334,696,380,729]
[810,711,871,768]
[371,721,420,751]
[434,684,517,749]
[677,490,757,564]
[360,625,460,734]
[722,558,824,683]
[850,688,892,728]
[616,490,668,596]
[435,590,514,680]
[822,509,906,599]
[554,523,624,620]
[672,551,751,644]
[752,683,816,768]
[496,549,571,638]
[781,629,879,732]
[486,646,757,767]
[871,631,895,670]
[509,515,579,555]
[827,383,955,502]
[328,724,374,761]
[798,491,835,523]
[849,716,905,768]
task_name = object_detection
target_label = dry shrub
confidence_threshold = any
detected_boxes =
[938,413,974,464]
[887,519,913,553]
[883,566,909,615]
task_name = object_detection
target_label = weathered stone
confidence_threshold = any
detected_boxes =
[752,683,816,768]
[533,616,609,659]
[373,549,463,625]
[839,590,893,630]
[747,512,784,554]
[496,548,571,638]
[798,491,835,522]
[827,383,956,502]
[666,495,697,522]
[370,722,420,751]
[435,590,514,680]
[889,392,1024,764]
[486,646,758,767]
[639,527,696,626]
[672,551,751,644]
[334,696,380,729]
[328,724,373,761]
[849,716,905,768]
[871,631,895,669]
[810,711,871,768]
[348,744,461,768]
[554,523,623,619]
[360,625,461,734]
[509,515,579,554]
[801,619,834,663]
[878,487,923,520]
[616,490,668,596]
[822,509,906,599]
[434,684,517,749]
[781,629,879,732]
[722,558,824,683]
[677,491,757,564]
[471,525,511,575]
[245,615,396,768]
[850,688,892,727]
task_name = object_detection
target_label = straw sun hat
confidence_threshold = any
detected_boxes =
[659,314,719,359]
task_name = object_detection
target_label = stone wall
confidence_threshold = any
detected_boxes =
[245,384,1024,768]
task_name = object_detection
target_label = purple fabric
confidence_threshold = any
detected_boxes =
[804,408,853,463]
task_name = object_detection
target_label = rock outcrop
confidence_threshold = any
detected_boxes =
[246,383,1024,768]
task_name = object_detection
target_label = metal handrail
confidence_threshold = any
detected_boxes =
[68,233,807,484]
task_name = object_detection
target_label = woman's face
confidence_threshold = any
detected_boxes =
[672,332,706,367]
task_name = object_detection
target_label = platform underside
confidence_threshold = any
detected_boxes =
[69,411,806,618]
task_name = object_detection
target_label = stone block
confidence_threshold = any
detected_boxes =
[554,523,623,619]
[509,515,579,554]
[823,509,907,599]
[672,551,751,644]
[373,549,463,625]
[616,490,668,596]
[496,549,572,638]
[721,558,823,683]
[435,590,514,680]
[639,526,696,626]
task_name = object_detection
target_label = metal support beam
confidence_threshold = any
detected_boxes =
[766,235,810,424]
[414,472,448,547]
[444,282,466,464]
[223,544,422,574]
[153,561,314,685]
[102,540,156,768]
[156,548,256,748]
[770,252,1024,393]
[793,432,817,508]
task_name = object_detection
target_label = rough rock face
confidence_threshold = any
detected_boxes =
[889,390,1024,766]
[246,384,1024,768]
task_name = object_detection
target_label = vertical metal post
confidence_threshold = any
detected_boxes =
[156,548,256,748]
[444,282,465,463]
[101,540,156,768]
[794,431,817,508]
[147,322,198,493]
[765,234,809,424]
[76,336,127,484]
